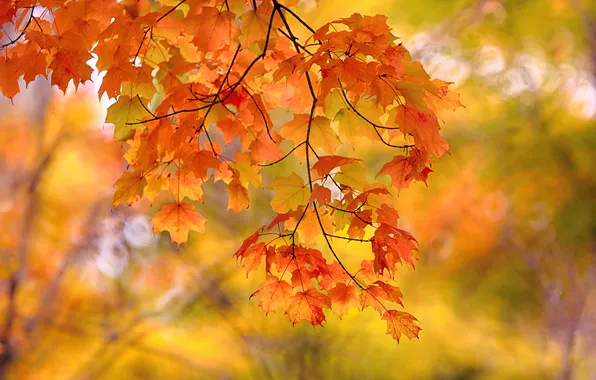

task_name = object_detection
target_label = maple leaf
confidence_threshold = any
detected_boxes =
[170,171,204,202]
[250,275,293,315]
[309,184,332,205]
[216,116,247,144]
[377,148,433,189]
[113,171,147,206]
[347,209,372,239]
[382,310,421,343]
[106,95,150,141]
[249,131,284,163]
[151,202,206,247]
[285,288,331,326]
[291,267,318,289]
[394,105,449,158]
[296,208,321,245]
[236,242,267,277]
[375,204,400,226]
[328,283,360,318]
[143,174,169,204]
[188,7,240,52]
[269,173,309,213]
[265,212,294,231]
[48,48,93,91]
[281,114,340,154]
[361,281,404,314]
[377,155,412,189]
[234,230,261,259]
[334,106,382,147]
[272,53,305,82]
[371,224,418,275]
[0,58,22,100]
[392,80,428,112]
[425,79,465,113]
[311,155,362,178]
[239,10,276,50]
[227,177,250,213]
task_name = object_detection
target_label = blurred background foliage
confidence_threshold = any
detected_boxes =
[1,0,595,379]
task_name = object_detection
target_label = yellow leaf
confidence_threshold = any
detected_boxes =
[269,172,309,213]
[281,114,340,154]
[106,95,149,141]
[144,174,169,203]
[239,10,274,50]
[113,171,146,206]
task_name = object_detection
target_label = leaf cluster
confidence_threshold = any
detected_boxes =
[0,0,462,341]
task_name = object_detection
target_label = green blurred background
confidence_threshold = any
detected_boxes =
[1,0,595,379]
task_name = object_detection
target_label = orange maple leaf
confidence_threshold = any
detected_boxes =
[286,288,331,326]
[250,275,293,315]
[328,283,360,318]
[151,202,206,247]
[382,310,421,343]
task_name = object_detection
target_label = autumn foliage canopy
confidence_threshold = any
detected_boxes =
[1,0,462,342]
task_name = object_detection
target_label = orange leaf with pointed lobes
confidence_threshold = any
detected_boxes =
[311,155,362,178]
[291,267,317,289]
[250,275,293,315]
[113,171,147,206]
[216,116,247,144]
[360,281,404,313]
[285,288,331,326]
[151,202,206,247]
[170,170,204,202]
[382,310,421,343]
[295,208,320,245]
[371,224,418,275]
[0,57,22,100]
[347,209,372,239]
[236,242,267,277]
[234,230,261,259]
[227,176,250,213]
[248,130,284,164]
[377,148,433,189]
[187,7,240,53]
[425,79,465,113]
[272,53,305,82]
[328,283,360,318]
[309,184,332,205]
[394,105,449,158]
[376,204,400,227]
